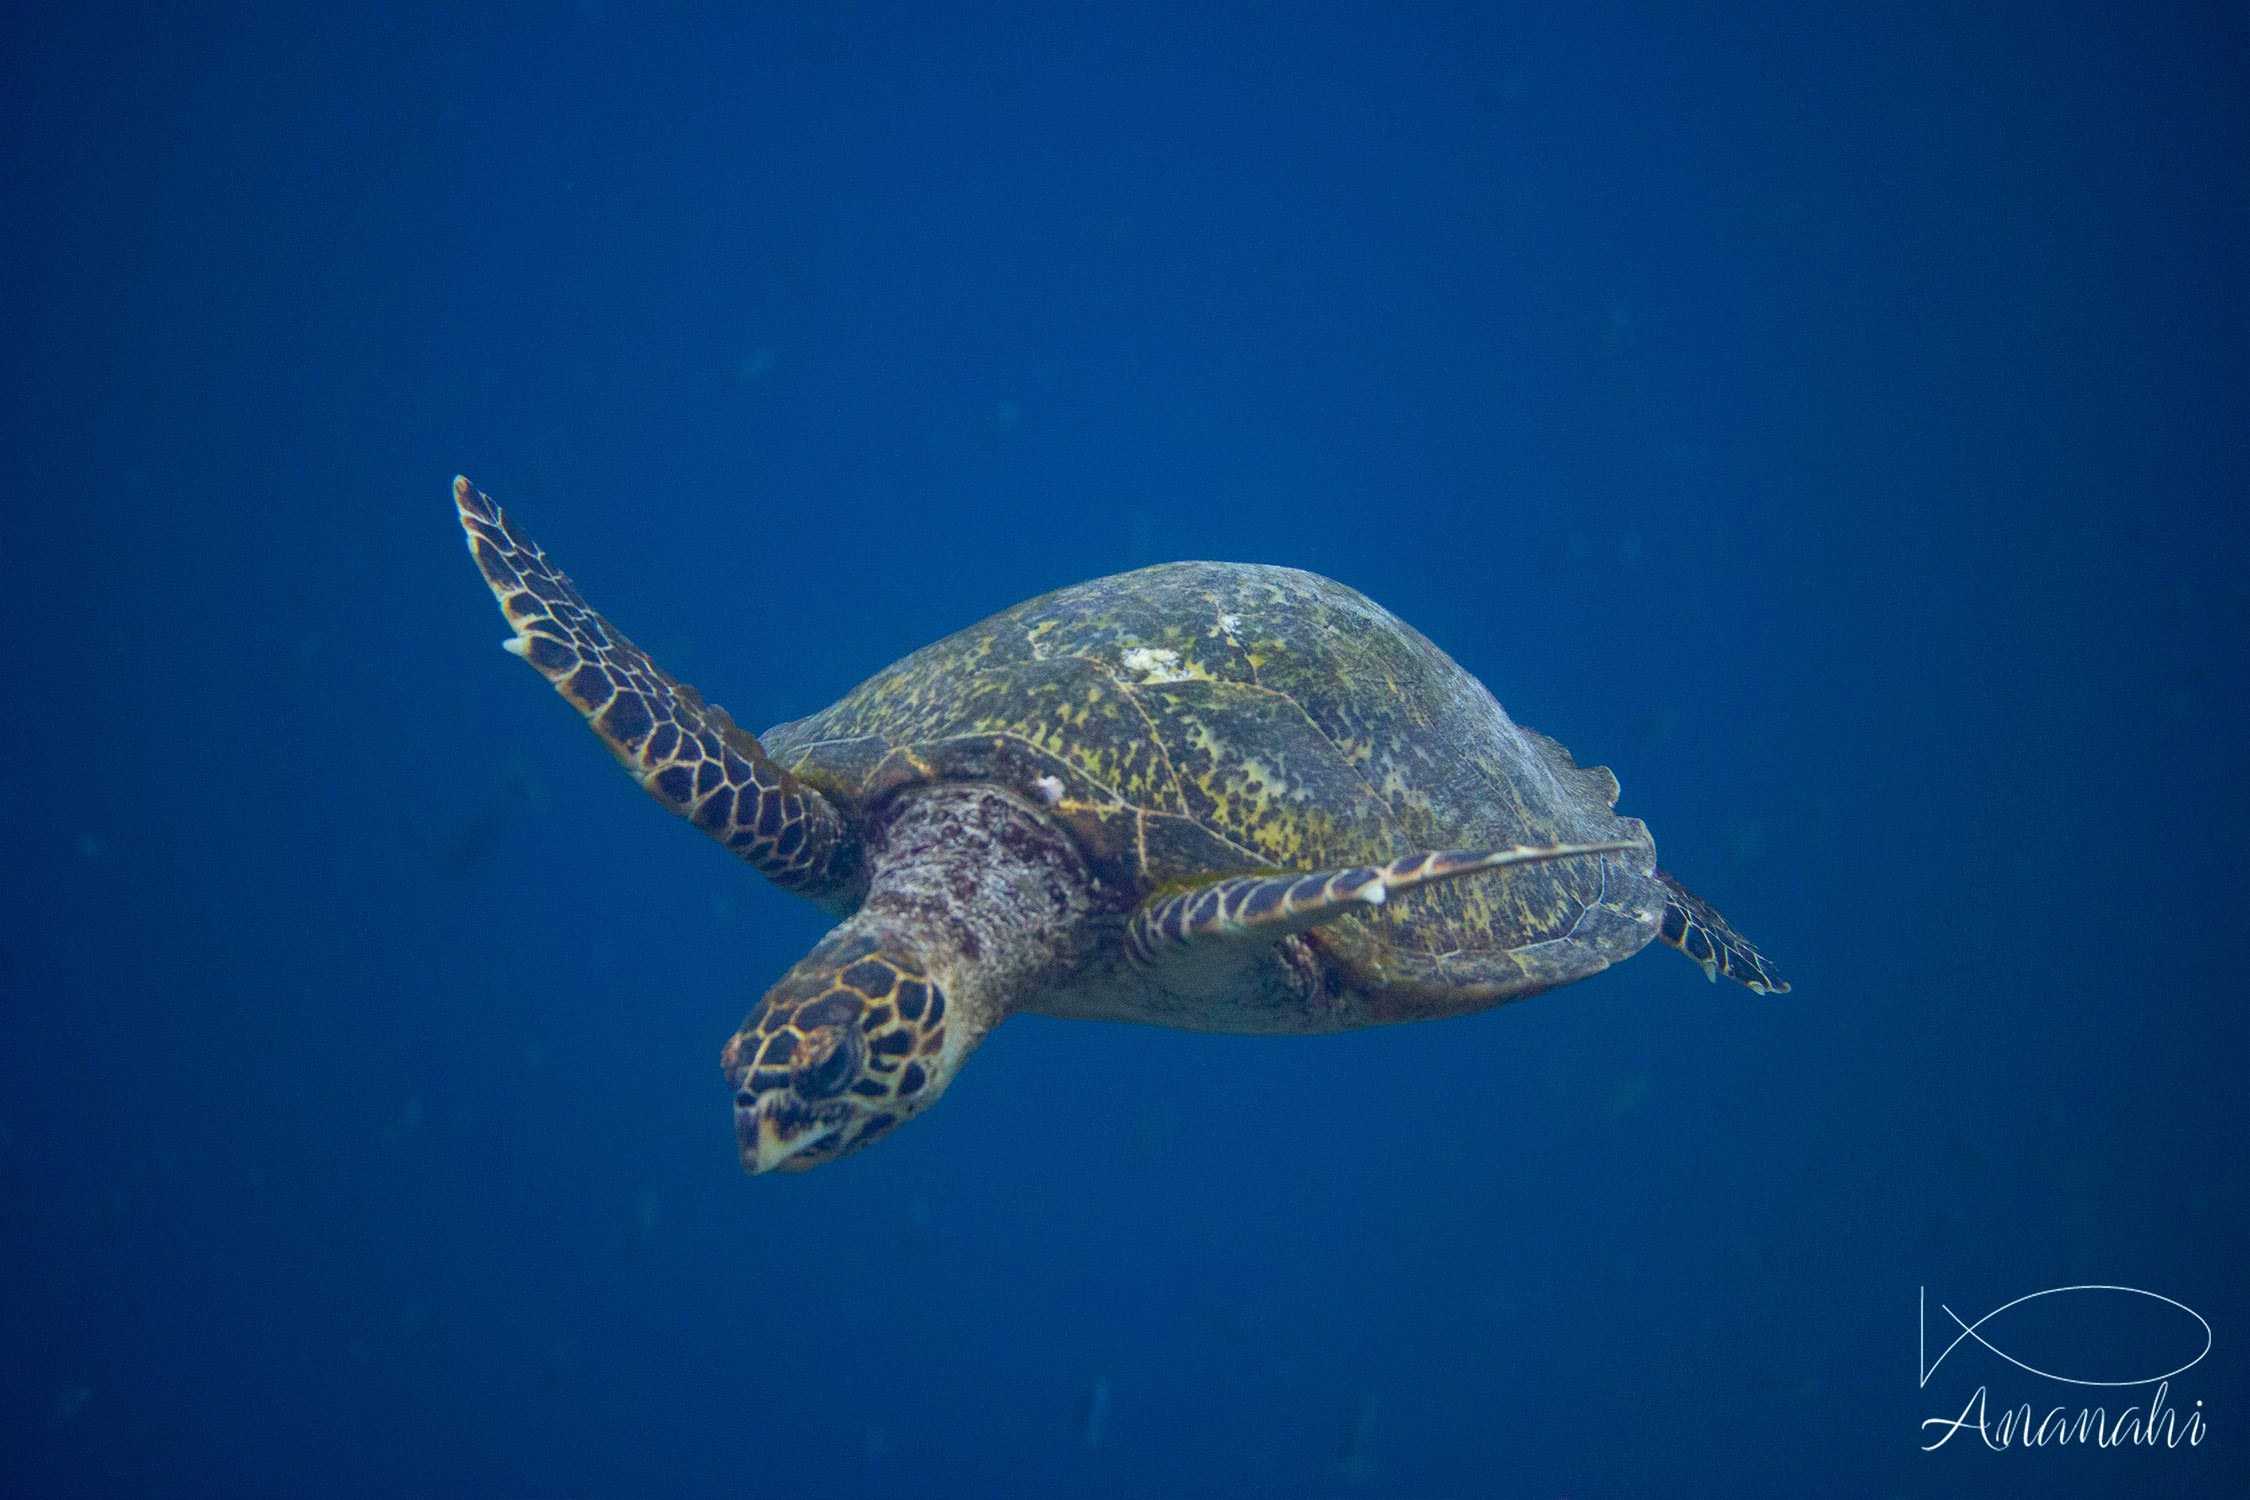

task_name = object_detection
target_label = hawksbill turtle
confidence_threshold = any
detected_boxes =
[453,478,1787,1173]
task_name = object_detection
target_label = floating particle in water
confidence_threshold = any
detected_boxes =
[1079,1376,1111,1450]
[384,1097,424,1141]
[1601,1076,1650,1117]
[1635,708,1681,745]
[734,345,782,384]
[1603,304,1635,350]
[398,795,506,874]
[48,1386,92,1426]
[1330,1390,1379,1485]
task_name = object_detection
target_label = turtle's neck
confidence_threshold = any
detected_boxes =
[843,783,1103,1042]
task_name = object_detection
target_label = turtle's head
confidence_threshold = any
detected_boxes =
[721,929,959,1173]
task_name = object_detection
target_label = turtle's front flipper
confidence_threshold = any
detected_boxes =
[453,478,859,902]
[1127,843,1637,990]
[1654,870,1788,993]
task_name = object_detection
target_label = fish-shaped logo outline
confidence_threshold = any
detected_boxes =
[1918,1284,2212,1389]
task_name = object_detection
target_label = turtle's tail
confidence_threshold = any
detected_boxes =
[1653,870,1789,993]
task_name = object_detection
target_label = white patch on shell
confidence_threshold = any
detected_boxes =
[1032,774,1065,805]
[1119,645,1194,684]
[1218,612,1242,635]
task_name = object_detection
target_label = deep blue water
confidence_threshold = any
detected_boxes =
[3,4,2244,1496]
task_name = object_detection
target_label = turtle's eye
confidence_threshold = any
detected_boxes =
[792,1026,861,1101]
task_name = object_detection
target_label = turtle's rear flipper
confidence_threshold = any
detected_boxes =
[1655,870,1788,993]
[453,478,859,902]
[1127,843,1638,991]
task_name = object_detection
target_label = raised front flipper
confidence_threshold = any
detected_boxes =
[453,478,859,902]
[1127,843,1639,992]
[1654,870,1788,994]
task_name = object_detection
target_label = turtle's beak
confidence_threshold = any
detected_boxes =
[738,1097,841,1174]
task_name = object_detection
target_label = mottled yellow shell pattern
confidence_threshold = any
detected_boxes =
[762,563,1665,1006]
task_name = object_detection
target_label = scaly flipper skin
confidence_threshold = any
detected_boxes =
[453,478,858,900]
[1126,842,1642,972]
[1654,870,1788,993]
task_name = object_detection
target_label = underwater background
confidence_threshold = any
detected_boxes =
[2,4,2244,1496]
